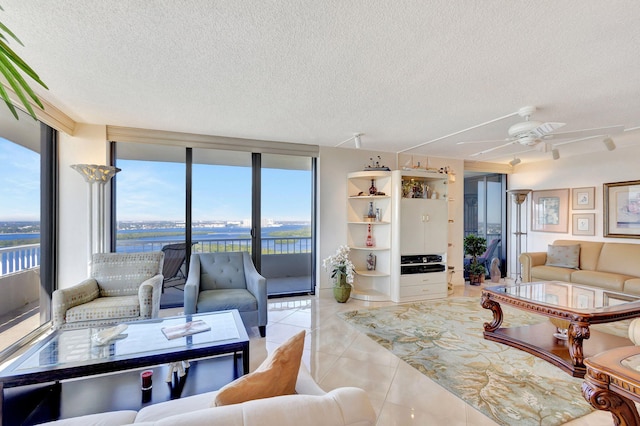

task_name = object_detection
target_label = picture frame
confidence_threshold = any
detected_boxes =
[572,213,595,236]
[604,180,640,238]
[531,188,569,233]
[572,186,595,210]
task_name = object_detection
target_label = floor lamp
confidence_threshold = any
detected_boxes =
[507,189,531,284]
[71,164,121,267]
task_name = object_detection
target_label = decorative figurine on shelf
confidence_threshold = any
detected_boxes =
[364,156,390,171]
[369,179,377,195]
[365,224,374,247]
[367,201,375,219]
[366,253,376,270]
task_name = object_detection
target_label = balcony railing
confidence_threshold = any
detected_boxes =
[116,237,312,254]
[0,237,312,277]
[0,244,40,277]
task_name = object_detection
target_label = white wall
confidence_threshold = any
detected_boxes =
[507,143,640,278]
[58,124,109,288]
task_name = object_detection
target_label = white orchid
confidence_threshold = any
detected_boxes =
[322,245,355,285]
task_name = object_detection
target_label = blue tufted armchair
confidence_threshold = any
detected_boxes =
[184,252,267,337]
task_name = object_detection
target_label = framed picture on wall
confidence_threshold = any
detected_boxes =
[572,187,595,210]
[572,213,595,236]
[604,180,640,238]
[531,188,569,233]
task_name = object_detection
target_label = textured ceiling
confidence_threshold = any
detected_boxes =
[3,1,640,165]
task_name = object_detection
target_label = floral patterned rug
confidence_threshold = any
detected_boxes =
[339,297,629,426]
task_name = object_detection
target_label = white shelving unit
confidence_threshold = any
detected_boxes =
[346,171,392,301]
[346,169,449,302]
[391,169,449,302]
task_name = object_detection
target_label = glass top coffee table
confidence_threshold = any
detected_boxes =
[0,310,249,424]
[481,281,640,377]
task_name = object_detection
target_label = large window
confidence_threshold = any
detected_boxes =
[0,107,56,358]
[114,143,317,303]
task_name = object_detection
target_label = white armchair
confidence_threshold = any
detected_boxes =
[52,252,164,330]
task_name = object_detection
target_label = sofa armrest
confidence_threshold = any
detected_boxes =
[184,255,201,315]
[139,274,163,319]
[242,252,267,326]
[519,252,547,282]
[295,363,326,396]
[52,278,100,329]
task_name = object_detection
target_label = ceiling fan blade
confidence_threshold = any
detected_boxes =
[546,125,625,140]
[530,122,565,138]
[470,141,516,157]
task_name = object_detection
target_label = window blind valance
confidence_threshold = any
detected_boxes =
[107,126,319,157]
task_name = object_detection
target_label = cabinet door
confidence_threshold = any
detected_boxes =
[400,199,447,254]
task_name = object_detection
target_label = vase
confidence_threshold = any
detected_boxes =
[333,275,351,303]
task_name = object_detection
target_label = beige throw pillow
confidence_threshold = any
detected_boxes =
[213,330,305,406]
[545,244,580,269]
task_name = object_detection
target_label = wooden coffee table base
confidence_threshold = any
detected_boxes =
[482,292,633,378]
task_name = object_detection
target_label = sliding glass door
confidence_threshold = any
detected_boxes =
[260,154,314,296]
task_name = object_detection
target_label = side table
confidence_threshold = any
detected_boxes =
[582,345,640,426]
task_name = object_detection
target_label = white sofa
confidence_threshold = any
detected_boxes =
[37,365,376,426]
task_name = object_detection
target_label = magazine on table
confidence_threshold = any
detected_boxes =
[161,319,211,340]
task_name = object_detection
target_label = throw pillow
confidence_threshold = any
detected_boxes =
[545,244,580,269]
[213,330,305,406]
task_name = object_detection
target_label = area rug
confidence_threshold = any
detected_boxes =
[339,297,629,426]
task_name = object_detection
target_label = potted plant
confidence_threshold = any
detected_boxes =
[464,234,487,285]
[322,245,355,302]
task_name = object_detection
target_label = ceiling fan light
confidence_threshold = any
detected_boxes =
[603,137,616,151]
[509,157,521,166]
[552,148,560,160]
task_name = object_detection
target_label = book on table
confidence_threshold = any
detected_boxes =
[161,320,211,340]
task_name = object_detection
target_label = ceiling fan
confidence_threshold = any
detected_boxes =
[458,106,624,158]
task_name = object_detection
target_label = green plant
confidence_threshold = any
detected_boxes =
[464,234,487,281]
[0,5,48,120]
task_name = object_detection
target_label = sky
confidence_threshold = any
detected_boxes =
[0,138,312,223]
[0,138,40,221]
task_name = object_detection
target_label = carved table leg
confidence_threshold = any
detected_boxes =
[481,293,503,332]
[583,370,640,426]
[568,322,590,368]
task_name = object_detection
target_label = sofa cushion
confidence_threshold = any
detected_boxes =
[597,243,640,278]
[65,295,140,324]
[36,410,137,425]
[623,279,640,296]
[530,265,574,282]
[196,289,257,313]
[545,244,580,269]
[135,391,218,423]
[570,270,630,292]
[213,330,305,406]
[553,240,603,271]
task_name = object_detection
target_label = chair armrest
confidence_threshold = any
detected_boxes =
[52,278,100,329]
[519,252,547,282]
[243,253,267,325]
[184,255,201,315]
[139,274,163,319]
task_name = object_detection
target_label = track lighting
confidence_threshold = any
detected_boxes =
[335,133,364,148]
[509,157,521,166]
[354,133,362,149]
[603,137,616,151]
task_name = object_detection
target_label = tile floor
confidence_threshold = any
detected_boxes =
[1,283,614,425]
[227,284,613,426]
